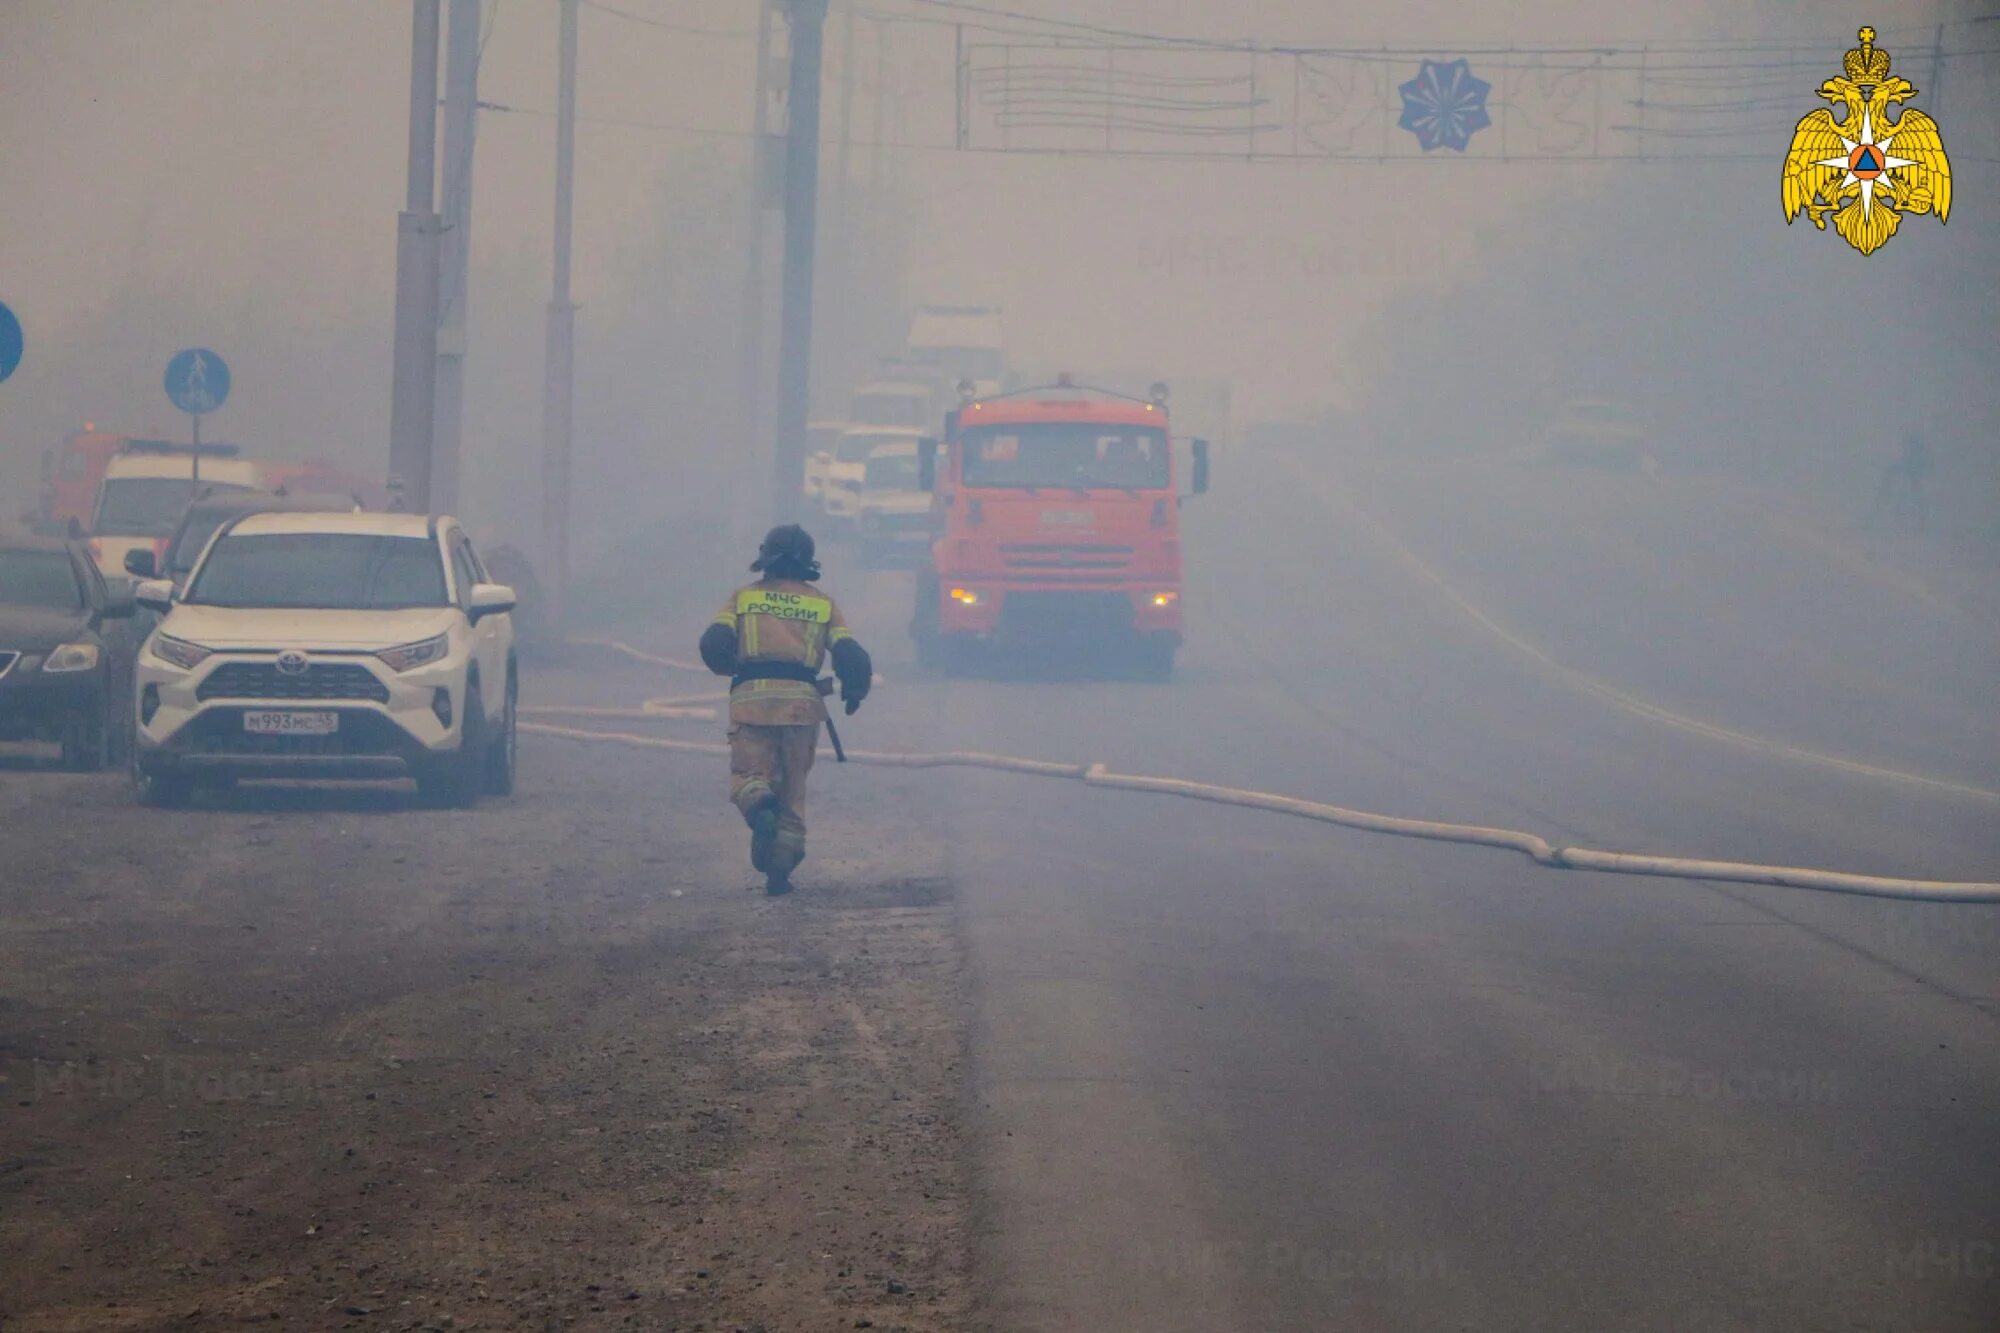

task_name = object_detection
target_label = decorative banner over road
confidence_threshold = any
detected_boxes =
[952,32,1994,166]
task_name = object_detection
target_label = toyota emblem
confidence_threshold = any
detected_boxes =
[275,650,311,676]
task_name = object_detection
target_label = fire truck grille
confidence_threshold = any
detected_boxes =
[998,544,1135,571]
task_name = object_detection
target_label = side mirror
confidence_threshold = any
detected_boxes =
[1191,438,1211,496]
[102,583,138,620]
[943,407,962,439]
[917,437,939,492]
[468,582,518,623]
[134,579,175,615]
[123,548,157,578]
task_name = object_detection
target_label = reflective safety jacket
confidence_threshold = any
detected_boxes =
[705,578,857,726]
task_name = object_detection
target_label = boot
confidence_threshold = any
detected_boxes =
[766,838,804,897]
[747,797,779,873]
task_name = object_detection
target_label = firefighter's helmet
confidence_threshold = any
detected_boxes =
[750,523,820,579]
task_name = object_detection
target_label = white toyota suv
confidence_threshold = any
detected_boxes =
[131,511,518,807]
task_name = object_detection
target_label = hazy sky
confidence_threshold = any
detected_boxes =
[0,0,1970,516]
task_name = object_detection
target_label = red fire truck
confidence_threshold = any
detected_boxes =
[29,428,161,535]
[912,379,1209,678]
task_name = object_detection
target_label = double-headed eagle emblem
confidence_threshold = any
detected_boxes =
[1782,27,1951,254]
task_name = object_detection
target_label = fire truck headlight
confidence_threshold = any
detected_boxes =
[949,587,980,606]
[1151,591,1179,608]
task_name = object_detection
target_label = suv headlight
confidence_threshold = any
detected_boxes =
[151,634,212,670]
[42,643,101,673]
[376,633,451,673]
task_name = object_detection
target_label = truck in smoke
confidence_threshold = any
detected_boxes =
[906,304,1006,398]
[911,379,1209,679]
[67,437,387,576]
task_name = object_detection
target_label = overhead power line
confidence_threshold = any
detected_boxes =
[574,0,752,39]
[886,0,2000,60]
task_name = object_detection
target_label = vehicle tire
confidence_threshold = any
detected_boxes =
[482,672,517,796]
[933,636,972,679]
[418,678,485,809]
[1134,638,1177,682]
[107,703,134,765]
[61,711,110,772]
[911,576,942,672]
[132,755,195,808]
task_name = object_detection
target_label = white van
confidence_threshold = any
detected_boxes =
[89,449,264,577]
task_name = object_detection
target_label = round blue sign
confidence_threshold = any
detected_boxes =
[164,347,230,415]
[0,301,21,386]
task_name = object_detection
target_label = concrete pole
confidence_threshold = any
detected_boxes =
[870,14,886,193]
[772,0,828,521]
[736,0,777,531]
[434,0,481,518]
[832,0,855,313]
[1929,23,1946,119]
[388,0,443,512]
[541,0,578,627]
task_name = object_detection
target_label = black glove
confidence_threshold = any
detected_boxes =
[698,622,739,676]
[831,638,872,715]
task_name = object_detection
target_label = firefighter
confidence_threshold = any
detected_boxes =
[698,524,872,894]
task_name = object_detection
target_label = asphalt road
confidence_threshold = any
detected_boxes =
[5,450,1995,1332]
[837,450,2000,1332]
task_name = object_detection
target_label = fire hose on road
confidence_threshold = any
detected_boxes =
[524,640,2000,905]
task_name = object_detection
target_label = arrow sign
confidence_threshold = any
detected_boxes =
[0,301,21,386]
[164,347,230,415]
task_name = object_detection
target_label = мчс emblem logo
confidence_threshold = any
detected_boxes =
[1782,26,1951,255]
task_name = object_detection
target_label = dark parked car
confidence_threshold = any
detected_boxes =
[0,529,139,769]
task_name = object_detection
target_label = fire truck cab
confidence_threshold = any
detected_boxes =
[912,380,1209,678]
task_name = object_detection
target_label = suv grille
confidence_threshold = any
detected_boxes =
[197,661,390,703]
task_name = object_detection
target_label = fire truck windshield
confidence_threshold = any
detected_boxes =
[961,423,1170,491]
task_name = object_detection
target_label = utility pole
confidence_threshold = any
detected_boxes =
[542,0,578,628]
[435,0,481,517]
[870,14,887,194]
[832,0,856,305]
[772,0,828,520]
[1929,23,1946,120]
[736,0,778,529]
[388,0,443,512]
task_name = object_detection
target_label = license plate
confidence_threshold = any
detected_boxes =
[1041,509,1091,526]
[243,710,339,736]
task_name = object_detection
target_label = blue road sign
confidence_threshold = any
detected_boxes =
[0,301,21,386]
[164,347,230,415]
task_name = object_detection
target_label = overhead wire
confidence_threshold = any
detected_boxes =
[469,2,1994,165]
[574,0,752,39]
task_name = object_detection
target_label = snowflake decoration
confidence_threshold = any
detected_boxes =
[1398,58,1492,153]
